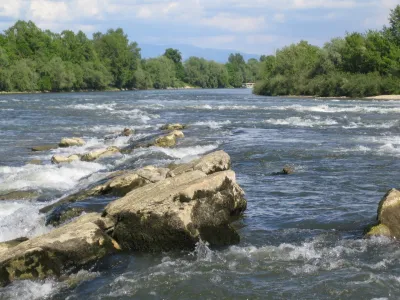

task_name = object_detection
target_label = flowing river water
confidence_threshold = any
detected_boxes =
[0,89,400,299]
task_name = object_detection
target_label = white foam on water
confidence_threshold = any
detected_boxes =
[192,120,231,129]
[264,116,338,127]
[110,108,159,123]
[0,161,105,191]
[0,201,49,242]
[66,103,116,111]
[155,144,219,160]
[0,279,61,300]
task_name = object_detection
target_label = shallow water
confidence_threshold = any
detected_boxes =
[1,89,400,299]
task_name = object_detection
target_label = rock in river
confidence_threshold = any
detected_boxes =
[168,150,231,177]
[31,144,58,152]
[103,168,247,252]
[160,123,186,131]
[154,130,184,148]
[51,154,81,164]
[0,190,40,201]
[81,146,120,162]
[0,213,119,287]
[366,188,400,238]
[59,137,85,148]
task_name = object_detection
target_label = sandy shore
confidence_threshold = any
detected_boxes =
[365,95,400,100]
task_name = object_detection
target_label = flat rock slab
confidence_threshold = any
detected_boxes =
[0,191,40,201]
[31,145,58,152]
[0,213,118,287]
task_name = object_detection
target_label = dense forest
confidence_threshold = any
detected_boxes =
[0,21,261,92]
[254,5,400,97]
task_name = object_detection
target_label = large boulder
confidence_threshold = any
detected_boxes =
[40,166,170,214]
[160,123,186,131]
[51,154,81,164]
[31,144,58,152]
[366,189,400,238]
[103,169,247,252]
[168,150,231,177]
[0,213,119,287]
[81,146,120,162]
[59,137,85,148]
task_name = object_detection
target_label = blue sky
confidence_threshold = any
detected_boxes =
[0,0,398,55]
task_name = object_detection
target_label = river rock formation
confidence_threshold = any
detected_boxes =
[103,151,246,252]
[59,137,85,148]
[0,213,119,287]
[0,150,247,286]
[366,188,400,238]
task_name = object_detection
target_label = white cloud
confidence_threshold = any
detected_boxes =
[0,1,22,18]
[273,13,286,23]
[201,13,266,32]
[29,0,69,22]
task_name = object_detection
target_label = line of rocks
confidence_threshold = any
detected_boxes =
[0,125,247,287]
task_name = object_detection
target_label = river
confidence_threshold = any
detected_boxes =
[0,89,400,299]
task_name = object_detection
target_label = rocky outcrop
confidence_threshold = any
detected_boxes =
[26,159,42,165]
[160,123,186,131]
[31,145,58,152]
[168,150,231,177]
[51,154,81,164]
[81,146,120,162]
[366,189,400,238]
[40,166,170,214]
[103,168,247,252]
[0,190,40,201]
[0,238,29,252]
[59,137,85,148]
[154,130,184,148]
[0,213,119,287]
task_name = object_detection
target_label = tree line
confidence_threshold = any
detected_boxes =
[0,21,261,92]
[254,5,400,98]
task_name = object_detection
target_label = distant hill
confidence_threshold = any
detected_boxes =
[139,43,262,63]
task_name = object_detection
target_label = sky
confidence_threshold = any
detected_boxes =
[0,0,398,55]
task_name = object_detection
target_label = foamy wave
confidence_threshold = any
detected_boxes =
[66,103,116,111]
[0,161,105,191]
[155,144,219,160]
[0,279,60,300]
[264,116,337,127]
[0,201,50,242]
[192,120,231,129]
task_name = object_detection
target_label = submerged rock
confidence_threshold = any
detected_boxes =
[160,123,186,131]
[51,154,81,164]
[103,169,247,252]
[0,213,119,287]
[31,144,58,152]
[104,128,134,140]
[366,189,400,238]
[40,166,170,214]
[168,150,231,177]
[59,137,85,148]
[0,190,40,201]
[26,159,42,165]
